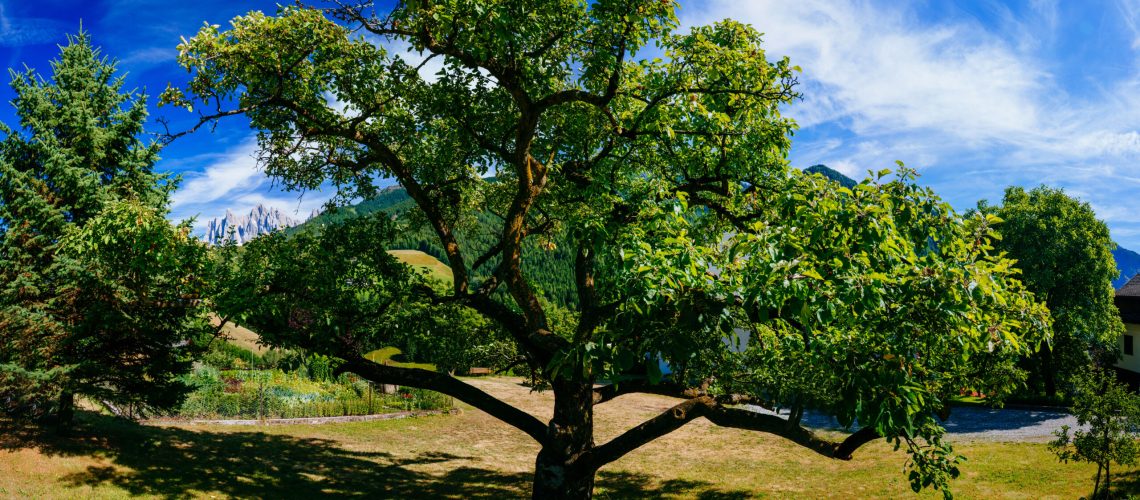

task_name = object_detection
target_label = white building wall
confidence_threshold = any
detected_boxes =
[1117,322,1140,375]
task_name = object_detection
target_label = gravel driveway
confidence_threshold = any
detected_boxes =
[744,405,1081,442]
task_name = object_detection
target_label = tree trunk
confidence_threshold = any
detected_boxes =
[1105,461,1111,499]
[1093,464,1103,498]
[532,379,596,499]
[533,449,595,499]
[56,391,74,434]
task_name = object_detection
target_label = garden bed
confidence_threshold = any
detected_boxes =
[147,408,459,426]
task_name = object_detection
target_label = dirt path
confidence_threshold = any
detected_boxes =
[744,404,1079,442]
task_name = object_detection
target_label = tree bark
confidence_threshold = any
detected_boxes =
[532,379,596,499]
[56,390,74,434]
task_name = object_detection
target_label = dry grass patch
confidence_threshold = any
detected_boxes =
[208,314,268,355]
[387,249,454,284]
[1,376,1133,498]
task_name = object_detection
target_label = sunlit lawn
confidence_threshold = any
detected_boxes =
[0,377,1129,499]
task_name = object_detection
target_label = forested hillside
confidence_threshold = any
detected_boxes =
[296,186,578,308]
[804,164,857,188]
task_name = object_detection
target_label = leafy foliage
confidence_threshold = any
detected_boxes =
[1050,367,1140,498]
[53,201,209,414]
[979,186,1123,397]
[166,3,1051,497]
[214,213,519,375]
[298,186,580,308]
[0,33,206,422]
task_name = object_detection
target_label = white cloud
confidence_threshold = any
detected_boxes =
[1073,131,1140,157]
[682,1,1140,249]
[168,137,333,233]
[0,4,64,47]
[171,139,264,208]
[684,0,1047,142]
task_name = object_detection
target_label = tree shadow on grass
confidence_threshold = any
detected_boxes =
[595,471,753,499]
[1,412,527,498]
[1102,468,1140,499]
[1,412,756,499]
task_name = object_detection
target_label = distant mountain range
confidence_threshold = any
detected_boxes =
[203,204,319,246]
[1114,246,1140,289]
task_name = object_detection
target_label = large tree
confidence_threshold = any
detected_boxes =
[982,186,1122,398]
[0,33,208,425]
[167,3,1049,497]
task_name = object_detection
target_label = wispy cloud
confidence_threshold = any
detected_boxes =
[0,4,64,47]
[119,46,175,67]
[168,137,333,233]
[683,0,1140,249]
[1118,0,1140,49]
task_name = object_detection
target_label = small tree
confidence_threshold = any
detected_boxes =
[53,200,209,419]
[0,33,207,425]
[1050,367,1140,498]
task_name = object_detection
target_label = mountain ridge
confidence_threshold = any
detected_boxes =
[203,204,318,246]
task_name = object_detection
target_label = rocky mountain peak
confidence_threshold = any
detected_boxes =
[203,204,313,246]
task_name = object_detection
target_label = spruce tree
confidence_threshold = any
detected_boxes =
[0,32,206,426]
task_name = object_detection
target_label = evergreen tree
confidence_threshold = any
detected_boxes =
[0,33,207,426]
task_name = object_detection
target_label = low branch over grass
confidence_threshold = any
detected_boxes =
[338,356,549,445]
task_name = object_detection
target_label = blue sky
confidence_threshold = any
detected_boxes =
[1,1,1139,249]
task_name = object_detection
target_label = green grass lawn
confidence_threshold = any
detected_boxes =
[0,377,1132,499]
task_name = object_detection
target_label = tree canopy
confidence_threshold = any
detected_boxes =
[166,2,1049,497]
[981,186,1122,397]
[0,33,208,425]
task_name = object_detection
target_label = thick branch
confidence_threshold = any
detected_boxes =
[592,378,766,407]
[583,397,881,471]
[592,379,693,405]
[339,356,548,444]
[703,407,879,460]
[583,396,715,470]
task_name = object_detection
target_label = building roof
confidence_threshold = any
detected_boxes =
[1119,275,1140,324]
[1121,274,1140,297]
